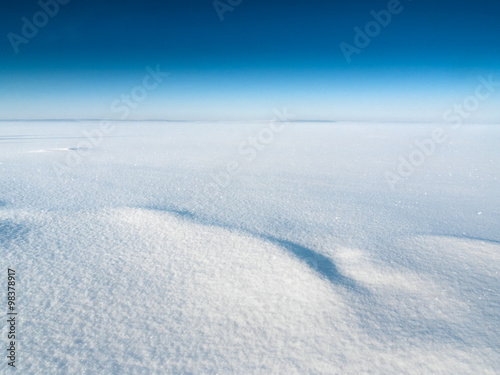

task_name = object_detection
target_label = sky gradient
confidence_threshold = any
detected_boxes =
[1,0,499,121]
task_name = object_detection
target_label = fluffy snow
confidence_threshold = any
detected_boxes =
[0,121,499,374]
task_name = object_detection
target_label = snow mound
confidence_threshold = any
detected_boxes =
[1,207,498,374]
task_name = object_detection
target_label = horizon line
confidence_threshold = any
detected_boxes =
[0,119,499,125]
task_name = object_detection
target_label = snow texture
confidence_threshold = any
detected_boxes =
[0,121,499,374]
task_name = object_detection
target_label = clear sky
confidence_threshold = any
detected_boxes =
[1,0,499,122]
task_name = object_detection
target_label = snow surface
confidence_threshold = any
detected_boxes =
[0,121,499,374]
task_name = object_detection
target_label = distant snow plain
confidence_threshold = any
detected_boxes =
[0,121,499,374]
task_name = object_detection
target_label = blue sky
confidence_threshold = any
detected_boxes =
[1,0,499,121]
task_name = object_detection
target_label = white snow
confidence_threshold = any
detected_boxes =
[0,121,499,374]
